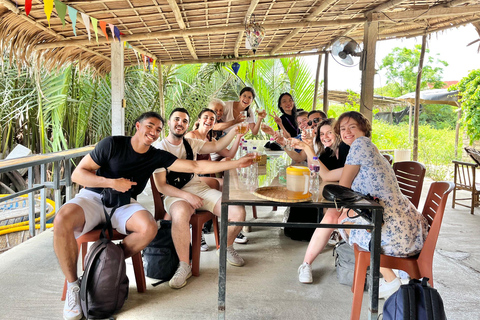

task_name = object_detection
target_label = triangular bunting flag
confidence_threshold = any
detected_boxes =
[25,0,32,16]
[44,0,54,27]
[113,26,121,41]
[99,21,108,41]
[68,6,78,36]
[81,13,91,41]
[54,0,67,28]
[152,59,156,74]
[108,24,115,41]
[91,17,98,42]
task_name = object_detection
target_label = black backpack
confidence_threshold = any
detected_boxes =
[284,207,322,241]
[142,220,179,286]
[383,278,447,320]
[79,194,129,319]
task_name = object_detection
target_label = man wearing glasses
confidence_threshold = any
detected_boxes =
[307,110,327,130]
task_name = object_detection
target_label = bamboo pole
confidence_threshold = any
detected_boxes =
[312,54,322,111]
[162,50,327,65]
[35,18,364,50]
[413,34,427,161]
[158,63,165,140]
[323,52,329,114]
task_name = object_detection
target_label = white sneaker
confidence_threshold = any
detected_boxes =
[234,232,248,244]
[63,282,82,320]
[169,261,192,289]
[379,277,401,299]
[327,230,341,246]
[217,246,245,266]
[200,232,209,252]
[298,262,313,284]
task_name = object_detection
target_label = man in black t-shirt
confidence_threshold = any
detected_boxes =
[54,111,254,320]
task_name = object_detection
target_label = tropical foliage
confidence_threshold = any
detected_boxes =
[374,44,448,98]
[450,69,480,143]
[1,55,318,158]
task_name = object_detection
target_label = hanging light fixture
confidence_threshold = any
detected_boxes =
[245,14,265,54]
[231,62,240,75]
[245,14,265,79]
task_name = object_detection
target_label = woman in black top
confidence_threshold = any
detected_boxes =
[275,92,298,138]
[313,118,350,173]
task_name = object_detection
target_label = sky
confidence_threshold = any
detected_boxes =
[303,24,480,92]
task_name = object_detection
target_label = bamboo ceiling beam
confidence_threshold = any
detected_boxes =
[0,0,110,61]
[270,0,337,55]
[35,18,364,50]
[161,50,326,66]
[377,17,479,39]
[372,5,480,21]
[167,0,197,59]
[234,0,260,58]
[367,0,407,13]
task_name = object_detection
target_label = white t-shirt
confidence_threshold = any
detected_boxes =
[153,137,206,187]
[221,101,255,133]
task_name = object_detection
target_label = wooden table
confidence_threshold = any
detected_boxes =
[217,164,383,320]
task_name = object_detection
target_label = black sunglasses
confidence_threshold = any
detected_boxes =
[307,118,321,126]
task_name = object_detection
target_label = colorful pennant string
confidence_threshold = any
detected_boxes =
[54,0,66,27]
[44,0,54,27]
[25,0,32,16]
[91,17,98,42]
[67,6,78,36]
[99,20,108,41]
[80,13,91,40]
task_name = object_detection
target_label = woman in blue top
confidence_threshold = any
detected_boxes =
[292,111,428,299]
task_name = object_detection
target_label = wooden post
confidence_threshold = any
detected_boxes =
[455,106,461,158]
[360,19,378,122]
[312,54,322,110]
[158,63,165,139]
[323,52,329,115]
[111,41,125,136]
[413,35,427,161]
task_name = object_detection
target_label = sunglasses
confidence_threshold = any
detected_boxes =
[307,118,321,126]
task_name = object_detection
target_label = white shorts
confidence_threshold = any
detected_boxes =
[66,188,147,238]
[164,181,222,214]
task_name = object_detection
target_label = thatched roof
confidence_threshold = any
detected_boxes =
[319,90,406,109]
[1,0,480,74]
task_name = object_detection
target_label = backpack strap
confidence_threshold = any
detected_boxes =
[79,241,107,319]
[100,190,117,240]
[421,278,436,320]
[183,137,193,160]
[402,283,417,320]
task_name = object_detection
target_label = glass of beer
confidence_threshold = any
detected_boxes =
[304,128,314,140]
[238,122,249,134]
[253,152,262,163]
[257,109,267,118]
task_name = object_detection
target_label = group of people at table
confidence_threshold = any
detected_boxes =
[54,87,428,320]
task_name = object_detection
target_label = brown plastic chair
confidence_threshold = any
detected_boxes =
[393,161,426,209]
[382,153,393,165]
[349,181,454,320]
[149,176,219,276]
[452,160,480,215]
[61,229,146,300]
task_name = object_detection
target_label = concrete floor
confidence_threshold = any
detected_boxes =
[0,179,479,320]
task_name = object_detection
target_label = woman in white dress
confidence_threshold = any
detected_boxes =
[215,87,266,135]
[292,111,428,299]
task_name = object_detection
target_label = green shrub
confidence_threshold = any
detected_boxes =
[328,104,460,180]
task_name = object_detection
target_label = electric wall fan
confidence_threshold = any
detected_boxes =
[331,36,363,67]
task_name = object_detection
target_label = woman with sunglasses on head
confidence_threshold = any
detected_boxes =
[213,87,266,136]
[291,111,428,299]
